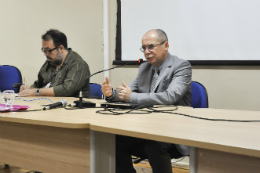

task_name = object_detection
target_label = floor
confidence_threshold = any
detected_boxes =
[134,161,189,173]
[0,165,33,173]
[0,162,189,173]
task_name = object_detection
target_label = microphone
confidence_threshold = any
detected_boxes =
[42,99,67,110]
[87,59,144,79]
[75,59,144,108]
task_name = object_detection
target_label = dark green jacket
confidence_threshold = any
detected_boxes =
[31,48,90,97]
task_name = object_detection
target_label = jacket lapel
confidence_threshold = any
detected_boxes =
[154,66,170,91]
[153,54,174,92]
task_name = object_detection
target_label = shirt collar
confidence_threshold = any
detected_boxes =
[60,48,72,66]
[151,53,171,71]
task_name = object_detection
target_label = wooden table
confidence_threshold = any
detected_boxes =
[0,97,260,173]
[0,97,115,173]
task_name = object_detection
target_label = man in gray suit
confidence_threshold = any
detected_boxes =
[102,29,192,173]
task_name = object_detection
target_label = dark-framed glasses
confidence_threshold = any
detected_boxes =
[41,47,58,54]
[140,41,166,52]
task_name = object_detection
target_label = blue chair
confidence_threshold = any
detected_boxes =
[0,65,22,93]
[191,81,208,108]
[133,81,209,165]
[89,83,103,99]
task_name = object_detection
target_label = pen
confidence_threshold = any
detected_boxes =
[23,77,26,88]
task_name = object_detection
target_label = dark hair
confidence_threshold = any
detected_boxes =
[155,29,168,43]
[42,29,68,49]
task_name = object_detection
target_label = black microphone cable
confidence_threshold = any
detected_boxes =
[65,106,104,110]
[96,104,154,115]
[10,109,42,112]
[148,106,260,122]
[96,104,260,122]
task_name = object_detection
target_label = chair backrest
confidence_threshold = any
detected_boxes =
[0,65,22,93]
[191,81,208,108]
[89,83,103,98]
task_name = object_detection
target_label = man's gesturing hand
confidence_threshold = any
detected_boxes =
[116,82,132,102]
[101,77,113,97]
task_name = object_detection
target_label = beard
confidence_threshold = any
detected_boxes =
[47,51,63,67]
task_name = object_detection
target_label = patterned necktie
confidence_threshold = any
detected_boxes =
[150,67,159,93]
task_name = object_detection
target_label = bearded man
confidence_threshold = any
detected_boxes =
[19,29,90,97]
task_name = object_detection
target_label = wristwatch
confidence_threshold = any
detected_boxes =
[36,88,40,96]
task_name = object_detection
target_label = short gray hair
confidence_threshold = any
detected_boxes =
[155,29,168,43]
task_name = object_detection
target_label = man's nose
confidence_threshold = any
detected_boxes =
[144,48,150,54]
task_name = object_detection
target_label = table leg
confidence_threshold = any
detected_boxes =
[189,147,197,173]
[90,130,115,173]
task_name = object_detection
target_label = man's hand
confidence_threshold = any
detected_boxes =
[102,77,113,97]
[18,89,37,97]
[20,85,30,92]
[116,82,132,102]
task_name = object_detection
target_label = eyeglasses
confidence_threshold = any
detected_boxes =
[41,47,58,54]
[140,41,166,52]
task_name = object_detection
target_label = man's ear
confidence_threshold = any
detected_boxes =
[59,45,65,52]
[164,41,169,51]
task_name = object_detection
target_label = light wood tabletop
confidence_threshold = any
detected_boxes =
[1,96,260,159]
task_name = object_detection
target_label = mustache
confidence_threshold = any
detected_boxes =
[46,56,52,60]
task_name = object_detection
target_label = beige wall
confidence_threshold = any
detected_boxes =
[108,0,260,111]
[192,66,260,111]
[0,0,104,86]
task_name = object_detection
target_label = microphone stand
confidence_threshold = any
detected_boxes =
[71,59,144,109]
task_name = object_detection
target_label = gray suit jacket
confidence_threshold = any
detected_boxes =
[107,53,192,156]
[110,53,192,106]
